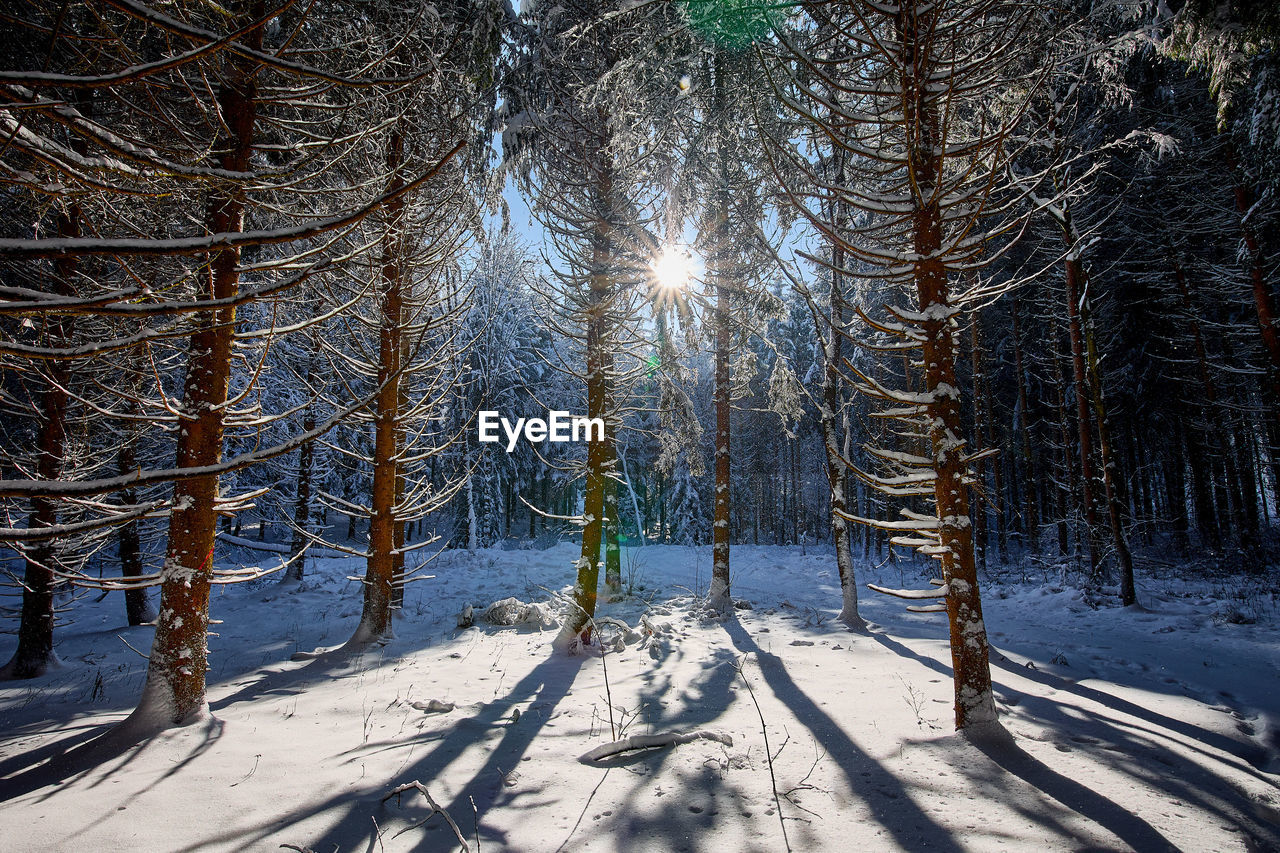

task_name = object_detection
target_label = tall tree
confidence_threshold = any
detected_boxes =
[506,0,678,649]
[0,0,471,728]
[766,0,1041,729]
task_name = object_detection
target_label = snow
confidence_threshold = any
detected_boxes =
[1,544,1278,851]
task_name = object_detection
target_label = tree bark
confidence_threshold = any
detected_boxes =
[709,233,733,611]
[286,409,315,582]
[357,126,407,644]
[969,322,988,571]
[1171,260,1225,548]
[1063,249,1101,577]
[561,196,613,648]
[129,16,262,726]
[1228,145,1280,508]
[1011,301,1040,554]
[901,0,995,729]
[1083,316,1136,606]
[118,442,155,626]
[3,218,76,678]
[603,350,622,600]
[707,51,733,614]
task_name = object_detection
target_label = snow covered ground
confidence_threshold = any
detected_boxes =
[1,542,1278,851]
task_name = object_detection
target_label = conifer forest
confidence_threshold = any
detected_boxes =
[2,0,1280,850]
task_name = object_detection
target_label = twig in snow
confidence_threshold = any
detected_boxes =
[230,753,261,787]
[116,633,149,659]
[578,730,733,763]
[600,622,616,740]
[383,780,470,851]
[736,654,792,852]
[470,795,480,853]
[783,742,829,819]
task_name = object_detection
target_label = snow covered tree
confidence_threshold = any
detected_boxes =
[671,0,786,613]
[311,2,503,648]
[0,0,482,726]
[765,0,1045,729]
[504,0,681,648]
[452,235,563,549]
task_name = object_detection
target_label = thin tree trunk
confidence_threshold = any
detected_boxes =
[1167,421,1191,555]
[356,127,406,644]
[119,443,155,626]
[529,473,538,537]
[286,408,315,582]
[560,192,613,648]
[707,51,733,614]
[619,444,646,546]
[603,352,622,600]
[1083,316,1136,606]
[1011,301,1040,554]
[1170,260,1225,548]
[970,322,988,572]
[709,239,733,611]
[1049,315,1073,557]
[1063,248,1101,577]
[2,214,77,679]
[1229,145,1280,505]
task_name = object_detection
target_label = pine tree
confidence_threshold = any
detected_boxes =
[765,0,1043,729]
[505,0,680,649]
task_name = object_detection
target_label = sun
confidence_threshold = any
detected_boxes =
[651,245,701,292]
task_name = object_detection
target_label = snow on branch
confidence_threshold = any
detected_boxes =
[106,0,425,89]
[0,498,165,542]
[578,730,733,764]
[866,582,950,600]
[0,0,301,90]
[0,140,464,258]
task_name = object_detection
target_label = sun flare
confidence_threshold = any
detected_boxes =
[651,245,701,292]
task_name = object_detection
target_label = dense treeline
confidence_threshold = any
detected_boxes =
[1,0,1276,731]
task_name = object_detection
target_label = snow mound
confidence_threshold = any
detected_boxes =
[482,597,557,629]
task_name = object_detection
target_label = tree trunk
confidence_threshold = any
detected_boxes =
[2,214,78,679]
[1048,315,1073,557]
[1083,316,1136,606]
[1167,421,1191,554]
[1011,301,1040,554]
[709,237,733,611]
[286,408,315,582]
[1229,146,1280,507]
[129,20,261,727]
[706,51,733,614]
[603,352,622,600]
[1170,260,1225,548]
[529,473,538,537]
[1063,250,1101,577]
[560,204,613,649]
[969,322,988,572]
[119,443,155,626]
[356,127,406,644]
[901,1,995,729]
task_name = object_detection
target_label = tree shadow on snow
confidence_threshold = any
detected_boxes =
[721,618,967,853]
[172,650,586,852]
[871,630,1280,850]
[0,711,224,806]
[564,645,756,853]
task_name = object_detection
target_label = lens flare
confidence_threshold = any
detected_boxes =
[651,246,700,292]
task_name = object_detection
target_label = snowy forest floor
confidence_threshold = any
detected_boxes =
[1,542,1279,852]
